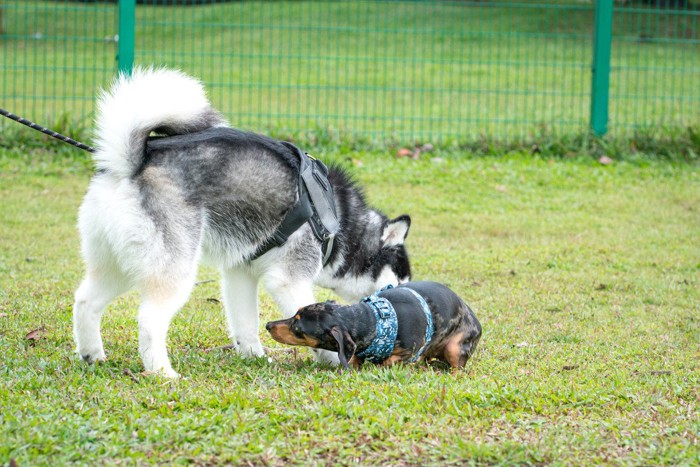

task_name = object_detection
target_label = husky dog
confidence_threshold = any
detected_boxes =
[72,67,411,377]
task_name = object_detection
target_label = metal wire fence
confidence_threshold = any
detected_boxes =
[1,1,116,129]
[1,0,698,144]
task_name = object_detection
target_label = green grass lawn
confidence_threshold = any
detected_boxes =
[1,144,698,464]
[1,1,699,463]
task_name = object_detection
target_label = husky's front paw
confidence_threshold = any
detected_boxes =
[77,348,106,365]
[157,367,181,379]
[311,348,340,366]
[236,338,265,358]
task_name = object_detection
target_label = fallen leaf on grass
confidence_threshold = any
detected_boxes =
[397,144,433,160]
[397,148,413,158]
[594,283,609,291]
[515,342,535,348]
[598,156,614,165]
[0,313,8,319]
[562,365,579,371]
[123,368,140,383]
[25,327,46,341]
[495,185,508,193]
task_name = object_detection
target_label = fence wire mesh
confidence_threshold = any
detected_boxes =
[1,0,698,143]
[1,1,116,129]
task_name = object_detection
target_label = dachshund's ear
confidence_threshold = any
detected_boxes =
[330,326,356,370]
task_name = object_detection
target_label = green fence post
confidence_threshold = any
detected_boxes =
[590,0,614,136]
[118,0,136,75]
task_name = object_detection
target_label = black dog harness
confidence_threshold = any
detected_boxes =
[252,143,339,266]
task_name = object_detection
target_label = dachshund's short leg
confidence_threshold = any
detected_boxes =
[348,355,364,369]
[443,330,481,369]
[443,332,465,368]
[379,355,404,367]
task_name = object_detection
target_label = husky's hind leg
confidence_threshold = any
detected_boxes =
[221,267,265,357]
[73,269,130,364]
[137,271,197,378]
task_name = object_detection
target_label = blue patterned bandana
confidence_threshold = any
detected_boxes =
[355,285,398,364]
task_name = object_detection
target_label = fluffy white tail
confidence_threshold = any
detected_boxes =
[93,67,226,177]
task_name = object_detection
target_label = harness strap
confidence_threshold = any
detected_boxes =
[252,144,339,265]
[300,152,340,265]
[355,285,434,364]
[257,181,314,252]
[400,287,435,362]
[355,285,398,364]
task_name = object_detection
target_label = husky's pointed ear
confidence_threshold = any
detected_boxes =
[330,326,356,370]
[381,215,411,246]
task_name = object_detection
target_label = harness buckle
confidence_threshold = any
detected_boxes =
[322,233,335,265]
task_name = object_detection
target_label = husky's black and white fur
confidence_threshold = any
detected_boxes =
[73,68,412,377]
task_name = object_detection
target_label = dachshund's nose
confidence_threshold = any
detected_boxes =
[265,321,273,331]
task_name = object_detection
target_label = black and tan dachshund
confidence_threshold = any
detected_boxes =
[266,281,482,369]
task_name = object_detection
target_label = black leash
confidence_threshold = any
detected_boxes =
[0,107,96,153]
